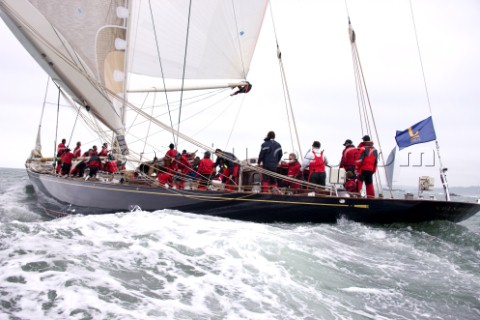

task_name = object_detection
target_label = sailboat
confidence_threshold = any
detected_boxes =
[1,0,479,224]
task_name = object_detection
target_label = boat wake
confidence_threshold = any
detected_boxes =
[1,210,480,319]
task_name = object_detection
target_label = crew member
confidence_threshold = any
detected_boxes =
[104,154,119,173]
[60,148,74,176]
[301,141,328,187]
[99,143,109,157]
[280,153,301,189]
[164,143,178,169]
[258,131,283,192]
[356,135,378,198]
[214,148,239,190]
[73,141,82,158]
[56,138,67,173]
[339,139,356,173]
[87,147,101,179]
[197,151,215,190]
[343,171,357,193]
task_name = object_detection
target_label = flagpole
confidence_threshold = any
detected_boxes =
[408,1,450,201]
[435,141,451,201]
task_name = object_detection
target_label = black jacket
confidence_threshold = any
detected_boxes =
[258,138,282,169]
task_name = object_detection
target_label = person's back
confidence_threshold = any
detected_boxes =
[57,139,67,157]
[87,150,102,178]
[198,157,214,175]
[356,135,378,197]
[340,139,356,172]
[258,132,282,170]
[105,160,119,173]
[358,144,377,172]
[301,141,327,186]
[258,131,283,192]
[61,148,74,175]
[165,143,177,168]
[73,141,82,158]
[178,151,192,175]
[198,151,214,189]
[99,143,109,157]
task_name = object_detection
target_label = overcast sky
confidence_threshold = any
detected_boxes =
[1,0,479,188]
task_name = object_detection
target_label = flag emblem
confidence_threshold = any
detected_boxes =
[395,116,436,150]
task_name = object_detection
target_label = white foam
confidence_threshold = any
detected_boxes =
[1,209,480,319]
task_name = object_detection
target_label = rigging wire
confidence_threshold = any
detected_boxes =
[408,0,450,201]
[67,103,83,149]
[147,0,176,144]
[224,96,245,149]
[346,15,391,197]
[175,0,193,148]
[140,91,156,162]
[53,82,62,167]
[268,1,303,158]
[34,76,50,154]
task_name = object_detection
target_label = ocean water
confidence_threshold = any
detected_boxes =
[0,168,479,320]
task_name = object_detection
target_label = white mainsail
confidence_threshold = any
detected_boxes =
[128,1,268,81]
[0,0,268,156]
[0,0,126,135]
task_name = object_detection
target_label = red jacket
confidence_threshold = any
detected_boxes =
[61,151,74,165]
[164,149,178,168]
[309,150,326,173]
[344,179,357,192]
[340,145,357,169]
[99,147,109,157]
[198,158,214,175]
[73,146,82,158]
[358,146,378,172]
[57,143,66,156]
[104,161,119,173]
[158,172,173,186]
[281,160,301,177]
[178,154,191,174]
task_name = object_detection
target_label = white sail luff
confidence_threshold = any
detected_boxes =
[0,0,126,134]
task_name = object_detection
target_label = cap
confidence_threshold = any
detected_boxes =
[343,139,352,146]
[362,135,371,142]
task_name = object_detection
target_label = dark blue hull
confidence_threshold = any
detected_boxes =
[27,169,480,224]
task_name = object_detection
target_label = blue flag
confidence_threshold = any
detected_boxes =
[395,116,436,150]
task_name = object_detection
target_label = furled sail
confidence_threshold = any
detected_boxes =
[385,147,397,190]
